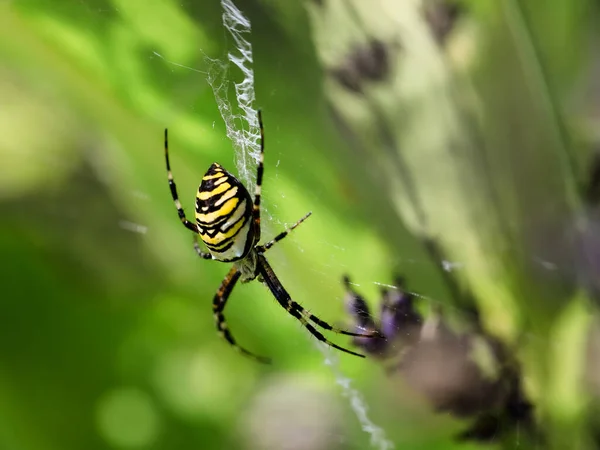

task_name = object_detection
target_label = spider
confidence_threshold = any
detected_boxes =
[164,111,377,363]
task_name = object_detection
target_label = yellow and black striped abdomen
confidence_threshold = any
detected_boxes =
[195,163,255,262]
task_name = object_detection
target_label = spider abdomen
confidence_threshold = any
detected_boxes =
[195,163,255,261]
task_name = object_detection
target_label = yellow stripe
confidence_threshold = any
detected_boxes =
[202,172,224,181]
[214,176,229,186]
[198,182,231,200]
[215,186,238,206]
[220,213,246,239]
[200,217,246,245]
[220,199,247,231]
[196,197,239,224]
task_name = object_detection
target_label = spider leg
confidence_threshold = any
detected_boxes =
[213,266,271,364]
[257,254,368,358]
[258,211,312,252]
[296,277,383,338]
[301,306,380,338]
[164,129,200,233]
[193,234,214,260]
[251,110,265,242]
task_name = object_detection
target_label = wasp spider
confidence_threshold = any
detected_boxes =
[164,111,377,363]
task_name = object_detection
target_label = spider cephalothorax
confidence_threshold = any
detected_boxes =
[165,110,378,363]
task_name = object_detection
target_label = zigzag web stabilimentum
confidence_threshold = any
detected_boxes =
[207,1,395,449]
[206,0,260,192]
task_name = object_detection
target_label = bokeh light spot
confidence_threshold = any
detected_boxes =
[96,387,160,448]
[153,349,246,420]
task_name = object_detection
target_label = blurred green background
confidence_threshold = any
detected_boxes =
[2,0,600,449]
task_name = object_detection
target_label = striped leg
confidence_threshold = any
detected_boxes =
[193,235,213,260]
[257,254,370,358]
[252,110,265,242]
[213,266,271,364]
[258,212,312,252]
[302,309,380,338]
[164,129,200,233]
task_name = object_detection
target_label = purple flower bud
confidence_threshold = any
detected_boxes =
[379,277,422,341]
[342,276,387,355]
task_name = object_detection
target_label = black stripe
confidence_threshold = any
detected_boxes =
[195,197,241,228]
[199,209,248,239]
[199,227,220,237]
[196,211,231,227]
[196,199,246,228]
[198,177,233,196]
[195,187,239,214]
[206,240,235,253]
[219,209,247,233]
